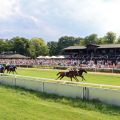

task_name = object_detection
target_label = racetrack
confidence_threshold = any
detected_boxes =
[12,67,120,86]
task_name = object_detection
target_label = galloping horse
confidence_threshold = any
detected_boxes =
[56,68,87,81]
[56,70,78,81]
[5,65,17,74]
[0,65,5,75]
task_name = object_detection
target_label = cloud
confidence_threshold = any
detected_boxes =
[0,0,120,41]
[0,0,21,19]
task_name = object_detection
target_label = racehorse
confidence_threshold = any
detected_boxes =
[5,65,17,74]
[56,70,79,81]
[0,66,5,75]
[56,68,87,81]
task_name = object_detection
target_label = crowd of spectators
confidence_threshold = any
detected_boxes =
[0,58,120,69]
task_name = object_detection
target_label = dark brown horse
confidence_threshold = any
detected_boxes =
[0,66,5,75]
[5,65,17,74]
[56,70,78,81]
[56,68,87,81]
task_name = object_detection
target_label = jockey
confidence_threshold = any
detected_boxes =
[9,64,14,68]
[10,64,16,68]
[68,66,76,72]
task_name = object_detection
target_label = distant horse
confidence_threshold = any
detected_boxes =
[56,68,87,81]
[5,65,17,74]
[0,66,5,75]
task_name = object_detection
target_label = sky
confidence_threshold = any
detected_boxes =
[0,0,120,42]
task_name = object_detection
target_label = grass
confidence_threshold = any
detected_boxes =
[12,67,120,86]
[0,84,120,120]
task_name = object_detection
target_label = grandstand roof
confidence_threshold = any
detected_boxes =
[99,44,120,48]
[64,44,120,50]
[1,54,30,59]
[64,46,85,50]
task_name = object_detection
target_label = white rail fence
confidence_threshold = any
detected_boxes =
[0,74,120,106]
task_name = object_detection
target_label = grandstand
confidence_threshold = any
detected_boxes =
[64,44,120,61]
[0,44,120,69]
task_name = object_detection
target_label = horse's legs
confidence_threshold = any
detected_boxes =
[15,70,17,74]
[81,75,85,81]
[60,76,64,80]
[13,69,17,74]
[73,76,78,81]
[56,75,61,80]
[74,76,79,82]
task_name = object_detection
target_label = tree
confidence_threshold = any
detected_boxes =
[75,37,84,45]
[10,36,30,56]
[57,36,81,54]
[82,34,98,45]
[96,37,106,45]
[47,41,58,56]
[0,39,8,53]
[116,36,120,44]
[103,32,116,44]
[30,37,49,57]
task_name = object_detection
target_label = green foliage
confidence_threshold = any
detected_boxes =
[57,36,81,54]
[0,39,6,53]
[103,32,116,44]
[116,36,120,44]
[81,34,98,45]
[30,37,49,58]
[0,37,49,58]
[47,41,58,55]
[10,36,30,56]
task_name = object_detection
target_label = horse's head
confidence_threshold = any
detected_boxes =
[78,68,87,74]
[83,69,87,74]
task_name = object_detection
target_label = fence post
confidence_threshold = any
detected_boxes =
[95,67,97,72]
[83,87,89,100]
[14,75,16,86]
[42,82,44,92]
[112,68,113,73]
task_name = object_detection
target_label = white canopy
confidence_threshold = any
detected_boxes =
[57,55,65,58]
[45,56,51,59]
[51,56,57,58]
[37,56,44,58]
[37,55,65,59]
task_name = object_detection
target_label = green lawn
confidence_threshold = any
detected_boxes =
[14,68,120,86]
[0,85,120,120]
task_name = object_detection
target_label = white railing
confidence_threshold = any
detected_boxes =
[0,73,120,106]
